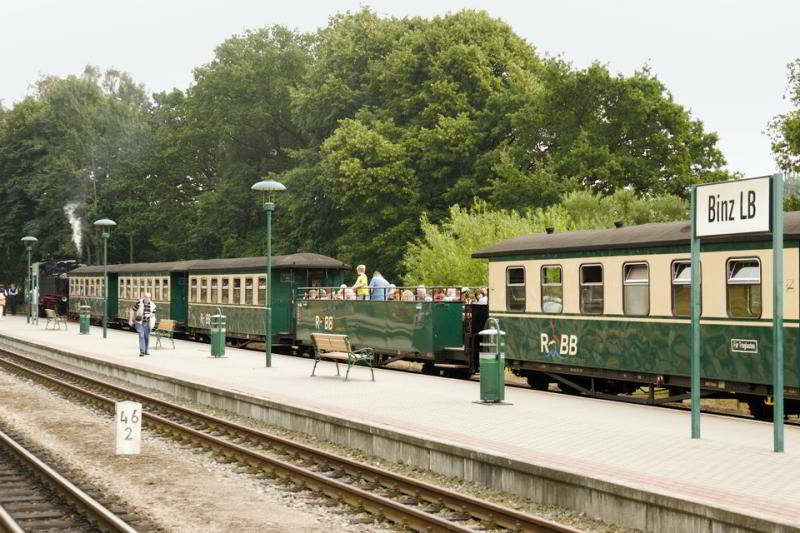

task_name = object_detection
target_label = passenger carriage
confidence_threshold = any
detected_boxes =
[115,261,191,325]
[473,214,800,420]
[185,254,348,345]
[67,265,117,322]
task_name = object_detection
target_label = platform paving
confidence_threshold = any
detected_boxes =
[0,315,798,530]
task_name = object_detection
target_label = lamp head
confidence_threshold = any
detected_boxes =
[94,218,116,238]
[252,179,286,207]
[21,235,37,249]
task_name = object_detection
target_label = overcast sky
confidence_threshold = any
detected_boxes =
[2,0,798,177]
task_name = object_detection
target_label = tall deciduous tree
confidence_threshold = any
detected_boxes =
[770,59,800,173]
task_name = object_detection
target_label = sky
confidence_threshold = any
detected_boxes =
[1,0,798,177]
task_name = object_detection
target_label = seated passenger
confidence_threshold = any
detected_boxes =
[460,287,474,304]
[401,289,415,302]
[307,289,318,300]
[416,286,432,302]
[387,284,397,300]
[335,284,347,300]
[345,288,357,300]
[476,287,488,305]
[318,288,328,300]
[444,287,458,301]
[433,288,445,301]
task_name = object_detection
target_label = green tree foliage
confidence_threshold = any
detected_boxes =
[0,9,733,285]
[0,67,153,282]
[402,191,688,285]
[285,9,729,278]
[770,59,800,172]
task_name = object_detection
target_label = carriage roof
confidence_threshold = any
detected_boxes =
[68,253,349,275]
[472,211,800,259]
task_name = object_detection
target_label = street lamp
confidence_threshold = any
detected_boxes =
[93,218,117,339]
[251,178,286,367]
[20,236,38,324]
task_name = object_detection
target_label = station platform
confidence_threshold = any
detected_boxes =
[0,315,798,532]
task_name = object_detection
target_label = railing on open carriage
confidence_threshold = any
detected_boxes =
[295,285,486,304]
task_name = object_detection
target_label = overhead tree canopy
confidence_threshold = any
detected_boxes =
[770,59,800,173]
[0,8,734,284]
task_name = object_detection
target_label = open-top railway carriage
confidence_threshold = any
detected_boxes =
[474,214,800,420]
[295,292,488,374]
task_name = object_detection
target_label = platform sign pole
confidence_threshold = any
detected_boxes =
[772,174,784,453]
[690,186,701,439]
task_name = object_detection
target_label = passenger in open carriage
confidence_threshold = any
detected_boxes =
[416,286,432,301]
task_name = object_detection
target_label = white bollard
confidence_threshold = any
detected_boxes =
[115,401,142,455]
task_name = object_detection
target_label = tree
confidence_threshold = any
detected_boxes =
[501,62,732,201]
[402,191,688,285]
[770,59,800,172]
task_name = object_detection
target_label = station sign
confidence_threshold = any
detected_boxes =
[695,176,772,237]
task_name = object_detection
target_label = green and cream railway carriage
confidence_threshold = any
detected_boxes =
[68,254,348,345]
[183,254,348,344]
[473,214,800,420]
[68,266,117,321]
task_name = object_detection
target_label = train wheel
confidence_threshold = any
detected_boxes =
[526,374,549,391]
[747,398,774,422]
[421,362,438,376]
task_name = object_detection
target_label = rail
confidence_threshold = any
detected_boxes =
[0,427,136,533]
[0,349,580,533]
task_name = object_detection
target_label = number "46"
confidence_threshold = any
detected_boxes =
[314,315,334,330]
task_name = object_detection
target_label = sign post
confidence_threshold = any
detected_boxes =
[692,174,783,451]
[690,187,701,439]
[772,175,784,453]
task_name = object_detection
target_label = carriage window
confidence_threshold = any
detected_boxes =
[258,276,267,305]
[222,278,230,304]
[190,278,197,303]
[580,264,604,314]
[208,277,217,303]
[727,258,761,318]
[506,267,526,311]
[672,260,702,317]
[233,278,241,304]
[200,277,208,303]
[623,263,649,316]
[541,266,563,313]
[245,277,254,305]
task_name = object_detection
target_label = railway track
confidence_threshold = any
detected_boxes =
[0,349,581,533]
[0,425,136,533]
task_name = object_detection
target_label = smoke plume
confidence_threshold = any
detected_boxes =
[63,202,82,259]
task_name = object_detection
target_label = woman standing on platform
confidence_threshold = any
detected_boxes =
[0,287,5,319]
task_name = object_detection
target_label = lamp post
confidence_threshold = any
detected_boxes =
[93,218,117,339]
[20,236,38,324]
[251,178,286,367]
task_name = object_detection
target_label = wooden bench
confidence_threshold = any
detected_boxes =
[44,308,67,330]
[310,333,374,381]
[153,319,177,349]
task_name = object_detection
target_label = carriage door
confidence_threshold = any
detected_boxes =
[170,272,188,325]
